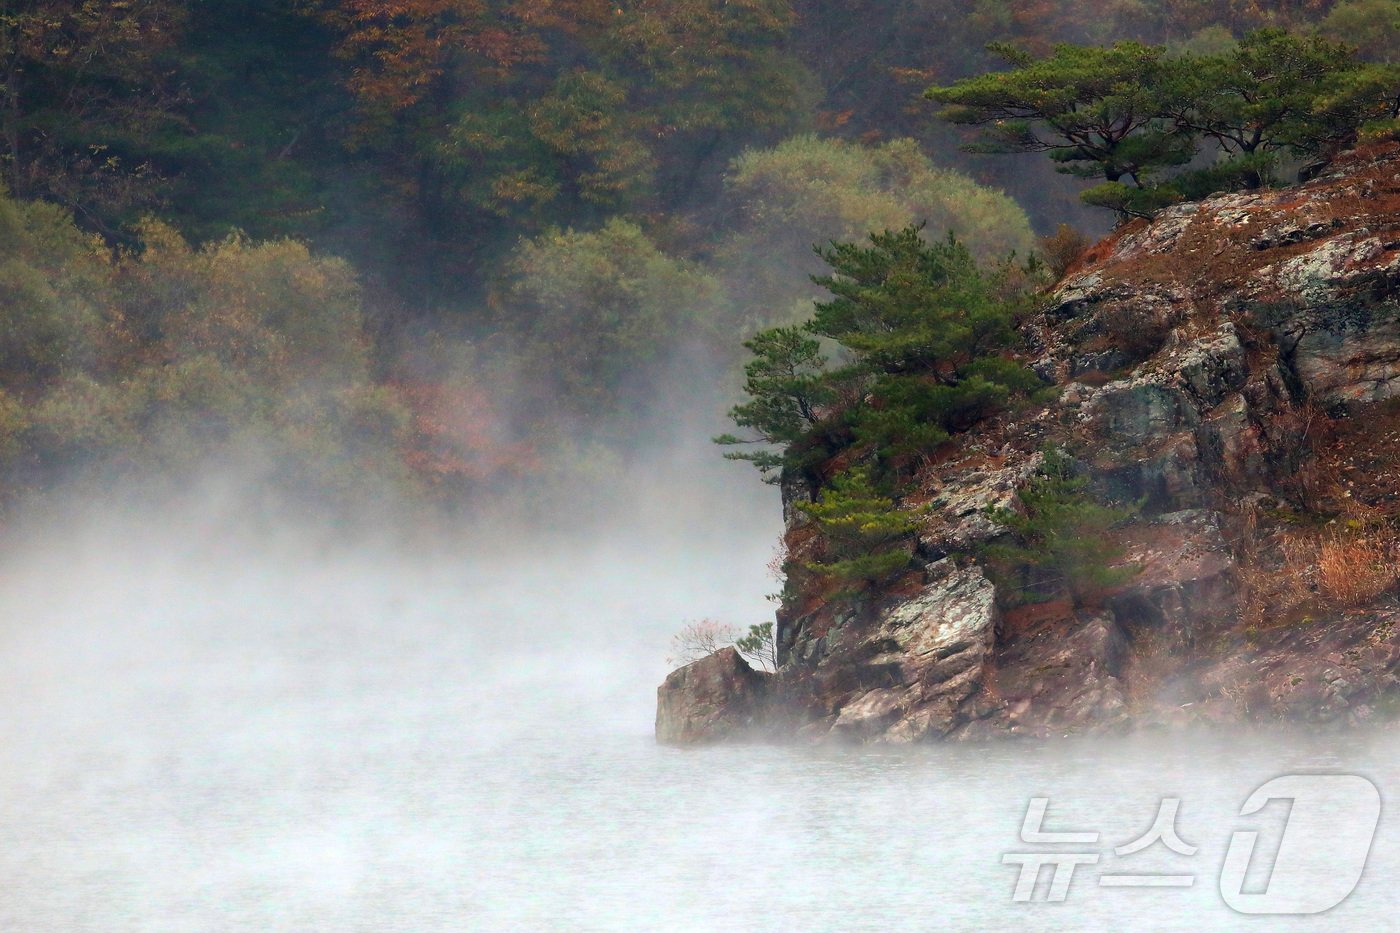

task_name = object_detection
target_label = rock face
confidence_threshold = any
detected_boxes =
[795,561,1000,742]
[655,647,770,745]
[659,143,1400,744]
[967,612,1130,740]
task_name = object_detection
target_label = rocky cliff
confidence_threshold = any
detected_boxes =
[659,143,1400,744]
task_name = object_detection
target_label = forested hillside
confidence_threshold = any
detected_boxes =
[0,0,1391,508]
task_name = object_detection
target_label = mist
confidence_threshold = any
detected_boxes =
[2,423,1397,930]
[0,421,777,919]
[0,253,1387,930]
[4,457,1398,932]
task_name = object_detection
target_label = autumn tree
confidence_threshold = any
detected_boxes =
[1316,0,1400,63]
[0,0,188,229]
[312,0,804,293]
[718,135,1036,332]
[0,189,447,502]
[495,218,728,430]
[0,189,108,390]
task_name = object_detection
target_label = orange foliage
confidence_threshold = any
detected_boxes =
[324,0,615,111]
[1314,533,1396,607]
[390,379,539,486]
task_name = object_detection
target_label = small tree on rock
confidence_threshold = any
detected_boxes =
[667,619,738,668]
[798,466,916,589]
[735,622,778,672]
[982,449,1138,607]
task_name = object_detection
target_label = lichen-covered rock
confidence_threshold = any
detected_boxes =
[792,561,1001,744]
[1081,379,1199,445]
[1176,325,1249,408]
[915,455,1042,560]
[655,648,770,745]
[1286,309,1400,406]
[1262,233,1400,305]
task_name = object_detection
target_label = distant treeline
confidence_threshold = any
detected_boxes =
[1,1,1374,305]
[0,0,1387,503]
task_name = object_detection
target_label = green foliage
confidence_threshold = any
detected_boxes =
[497,218,728,428]
[720,135,1035,330]
[847,375,954,463]
[156,1,352,245]
[809,228,1022,371]
[0,0,188,226]
[0,187,431,501]
[725,135,1035,263]
[811,227,1041,464]
[797,467,916,588]
[7,0,1389,512]
[928,28,1400,215]
[0,0,1362,317]
[1167,29,1371,186]
[716,326,835,477]
[446,71,657,224]
[719,225,1042,480]
[927,41,1188,188]
[735,621,777,672]
[982,449,1139,607]
[1079,180,1186,219]
[1317,0,1400,63]
[0,194,106,386]
[308,0,807,293]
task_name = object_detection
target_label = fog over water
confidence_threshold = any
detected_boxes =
[2,443,1398,931]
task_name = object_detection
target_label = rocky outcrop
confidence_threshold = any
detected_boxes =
[792,561,1001,742]
[1108,509,1238,651]
[914,455,1043,560]
[655,647,770,745]
[659,143,1400,744]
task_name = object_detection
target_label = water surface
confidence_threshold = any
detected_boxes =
[0,490,1392,931]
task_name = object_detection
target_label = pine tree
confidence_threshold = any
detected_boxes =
[810,226,1041,467]
[718,226,1042,480]
[925,42,1188,192]
[798,466,915,588]
[982,449,1138,607]
[735,621,777,672]
[928,31,1393,216]
[714,325,835,480]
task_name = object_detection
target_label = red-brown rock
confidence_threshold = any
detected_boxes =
[655,647,770,745]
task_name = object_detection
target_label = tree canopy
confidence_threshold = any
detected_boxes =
[2,1,1397,507]
[717,135,1036,335]
[718,225,1043,482]
[928,29,1400,216]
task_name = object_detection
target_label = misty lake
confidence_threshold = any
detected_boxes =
[1,468,1396,932]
